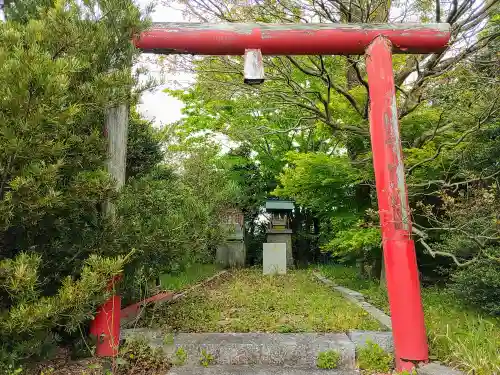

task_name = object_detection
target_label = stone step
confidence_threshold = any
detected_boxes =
[167,365,360,375]
[123,330,356,369]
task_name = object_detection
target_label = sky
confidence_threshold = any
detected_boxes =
[136,1,191,128]
[135,1,238,152]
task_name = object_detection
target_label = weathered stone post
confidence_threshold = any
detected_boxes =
[103,104,128,215]
[216,208,246,268]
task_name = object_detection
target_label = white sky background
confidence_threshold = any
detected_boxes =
[135,1,239,151]
[136,1,190,128]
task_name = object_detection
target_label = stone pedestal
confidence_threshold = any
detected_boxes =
[266,229,293,267]
[216,221,245,268]
[216,241,246,268]
[263,243,287,275]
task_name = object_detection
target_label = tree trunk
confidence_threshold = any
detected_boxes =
[292,207,308,267]
[312,216,320,262]
[370,255,381,280]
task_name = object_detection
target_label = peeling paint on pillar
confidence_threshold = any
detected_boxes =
[386,94,410,231]
[367,36,411,235]
[366,36,428,372]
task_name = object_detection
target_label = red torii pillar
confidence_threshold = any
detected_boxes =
[129,23,450,371]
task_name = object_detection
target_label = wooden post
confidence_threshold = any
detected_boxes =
[90,104,128,357]
[105,104,128,187]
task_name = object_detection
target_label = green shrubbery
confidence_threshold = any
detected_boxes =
[126,112,164,181]
[320,265,500,375]
[0,254,126,368]
[0,0,235,370]
[0,0,146,368]
[112,160,235,303]
[450,260,500,316]
[117,336,171,373]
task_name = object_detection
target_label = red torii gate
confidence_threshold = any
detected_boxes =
[94,22,451,372]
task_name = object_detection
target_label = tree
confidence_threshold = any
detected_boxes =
[0,0,146,367]
[166,0,498,140]
[273,151,380,270]
[167,0,499,270]
[168,85,342,264]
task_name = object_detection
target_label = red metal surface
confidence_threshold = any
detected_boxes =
[90,276,122,357]
[89,295,121,357]
[366,36,428,371]
[135,23,450,55]
[120,292,174,325]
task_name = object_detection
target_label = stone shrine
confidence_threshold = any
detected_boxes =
[265,199,294,267]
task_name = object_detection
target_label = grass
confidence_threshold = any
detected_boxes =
[319,265,390,313]
[356,340,393,374]
[319,264,500,375]
[159,263,220,292]
[149,268,384,333]
[316,350,341,369]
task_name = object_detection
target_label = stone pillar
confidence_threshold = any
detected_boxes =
[266,229,293,267]
[216,241,246,268]
[103,104,128,217]
[216,213,246,268]
[263,243,287,275]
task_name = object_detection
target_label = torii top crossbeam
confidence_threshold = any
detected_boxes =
[135,22,450,55]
